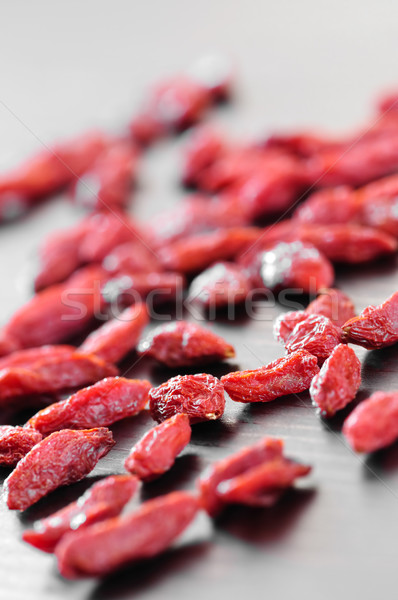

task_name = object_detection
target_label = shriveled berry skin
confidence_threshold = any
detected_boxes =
[273,289,356,344]
[124,414,191,480]
[221,350,319,403]
[198,438,283,516]
[343,391,398,452]
[293,186,358,225]
[310,344,361,417]
[0,426,42,466]
[22,475,139,553]
[26,377,151,435]
[285,315,342,363]
[149,373,225,424]
[217,457,311,507]
[188,262,251,308]
[3,428,115,511]
[79,303,148,364]
[56,491,199,578]
[273,311,309,344]
[138,321,235,368]
[341,291,398,349]
[0,352,117,406]
[260,241,334,293]
[306,288,356,327]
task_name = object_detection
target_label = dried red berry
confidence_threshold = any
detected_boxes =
[217,457,311,507]
[285,315,342,363]
[158,227,263,274]
[181,127,225,186]
[70,141,139,212]
[306,288,356,327]
[341,291,398,349]
[273,289,356,344]
[310,344,361,417]
[259,241,334,293]
[273,311,309,344]
[26,377,150,435]
[0,132,107,221]
[138,321,235,368]
[22,475,139,553]
[0,426,42,466]
[79,303,148,364]
[197,437,310,516]
[56,491,199,578]
[188,262,252,308]
[4,428,115,510]
[0,352,117,406]
[221,350,319,403]
[343,391,398,452]
[102,241,162,275]
[149,373,225,424]
[3,266,109,349]
[124,413,191,480]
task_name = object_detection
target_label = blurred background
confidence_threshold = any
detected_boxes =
[0,2,397,599]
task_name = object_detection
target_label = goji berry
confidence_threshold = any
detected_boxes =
[22,474,140,553]
[216,457,311,507]
[149,195,251,247]
[79,303,148,364]
[78,212,152,264]
[197,437,310,516]
[259,240,334,293]
[26,376,150,435]
[273,289,356,344]
[310,344,361,417]
[102,241,162,275]
[297,224,397,263]
[0,132,107,220]
[130,77,210,146]
[188,262,252,308]
[138,321,235,367]
[293,186,360,225]
[341,291,398,349]
[34,220,89,291]
[0,426,42,466]
[124,413,191,480]
[305,288,356,327]
[181,127,225,186]
[221,350,319,403]
[158,227,263,274]
[4,428,115,510]
[0,344,75,371]
[149,373,225,424]
[285,315,342,363]
[56,491,199,578]
[343,391,398,452]
[273,311,309,344]
[0,352,117,406]
[70,141,139,212]
[3,266,109,349]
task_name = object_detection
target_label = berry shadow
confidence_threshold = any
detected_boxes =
[139,454,201,501]
[215,488,316,545]
[88,542,211,600]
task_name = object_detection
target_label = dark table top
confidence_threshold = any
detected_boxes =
[1,2,398,599]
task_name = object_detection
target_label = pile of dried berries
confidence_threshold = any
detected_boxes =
[0,59,397,581]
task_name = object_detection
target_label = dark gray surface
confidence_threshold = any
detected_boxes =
[1,2,398,599]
